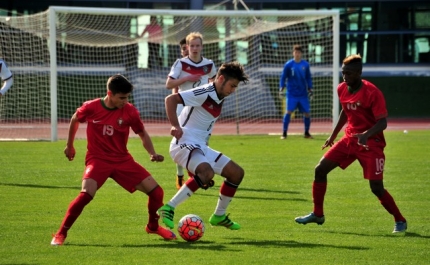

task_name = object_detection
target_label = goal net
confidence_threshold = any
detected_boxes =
[0,6,339,141]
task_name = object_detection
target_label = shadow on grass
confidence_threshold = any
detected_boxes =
[192,186,305,202]
[67,238,368,251]
[0,182,78,190]
[227,239,369,250]
[68,240,234,251]
[193,192,307,202]
[322,230,429,239]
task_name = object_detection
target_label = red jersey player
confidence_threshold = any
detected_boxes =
[295,54,407,233]
[51,74,176,246]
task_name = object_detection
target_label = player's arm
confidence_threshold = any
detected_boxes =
[0,63,14,96]
[353,117,387,147]
[172,87,179,94]
[165,93,184,139]
[166,75,201,89]
[137,129,164,162]
[279,63,288,95]
[306,63,313,95]
[322,110,348,150]
[64,112,80,161]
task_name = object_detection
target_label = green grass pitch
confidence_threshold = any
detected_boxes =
[0,131,429,264]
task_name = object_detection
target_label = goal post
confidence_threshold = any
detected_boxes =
[0,6,339,141]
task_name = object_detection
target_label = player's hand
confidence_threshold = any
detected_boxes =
[187,74,202,82]
[64,146,76,161]
[353,133,369,150]
[321,135,336,150]
[170,126,183,140]
[308,89,313,101]
[150,154,164,162]
[278,88,285,99]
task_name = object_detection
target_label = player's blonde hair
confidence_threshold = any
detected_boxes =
[186,32,203,45]
[342,54,362,71]
[343,54,362,65]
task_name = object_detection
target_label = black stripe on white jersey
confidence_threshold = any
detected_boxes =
[192,85,215,96]
[181,107,194,127]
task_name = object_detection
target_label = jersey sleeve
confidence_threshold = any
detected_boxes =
[168,59,182,79]
[279,62,289,88]
[371,88,388,120]
[305,62,313,89]
[209,62,217,79]
[0,60,13,81]
[180,87,207,107]
[76,101,92,123]
[128,105,145,134]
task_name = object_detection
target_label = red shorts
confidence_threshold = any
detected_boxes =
[83,157,151,193]
[324,136,386,180]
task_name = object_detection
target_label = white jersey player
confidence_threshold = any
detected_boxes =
[166,32,217,116]
[165,32,217,189]
[158,61,249,232]
[0,59,14,96]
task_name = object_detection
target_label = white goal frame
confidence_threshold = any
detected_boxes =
[4,6,340,141]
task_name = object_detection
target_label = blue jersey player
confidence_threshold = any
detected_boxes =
[279,45,313,139]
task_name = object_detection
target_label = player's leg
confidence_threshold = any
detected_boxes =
[298,98,312,138]
[115,160,176,240]
[281,97,299,139]
[176,164,185,190]
[360,147,407,233]
[175,105,186,189]
[158,144,210,229]
[295,138,351,225]
[51,160,109,246]
[205,149,242,230]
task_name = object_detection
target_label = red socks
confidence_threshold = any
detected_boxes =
[220,181,238,197]
[312,181,327,217]
[57,192,93,236]
[147,185,164,230]
[379,189,406,222]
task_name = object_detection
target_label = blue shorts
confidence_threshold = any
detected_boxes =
[286,96,310,113]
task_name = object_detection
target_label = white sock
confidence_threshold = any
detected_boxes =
[176,164,184,176]
[168,185,193,208]
[214,194,233,216]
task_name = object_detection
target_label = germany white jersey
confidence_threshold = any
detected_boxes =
[0,59,13,95]
[0,59,13,82]
[168,56,217,92]
[173,83,223,144]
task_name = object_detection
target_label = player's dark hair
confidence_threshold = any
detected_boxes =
[217,61,249,84]
[179,38,186,46]
[293,44,303,52]
[107,74,133,94]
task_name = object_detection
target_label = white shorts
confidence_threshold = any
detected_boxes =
[169,142,230,175]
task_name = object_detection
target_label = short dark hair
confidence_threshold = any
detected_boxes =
[179,38,186,46]
[293,45,303,52]
[107,74,133,94]
[217,61,249,84]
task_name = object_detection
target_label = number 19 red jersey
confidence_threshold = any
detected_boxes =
[76,98,144,162]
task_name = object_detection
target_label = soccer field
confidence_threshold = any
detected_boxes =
[0,131,429,264]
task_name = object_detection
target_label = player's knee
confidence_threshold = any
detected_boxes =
[314,164,327,182]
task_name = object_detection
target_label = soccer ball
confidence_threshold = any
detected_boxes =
[177,214,205,242]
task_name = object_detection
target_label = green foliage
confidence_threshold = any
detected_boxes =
[0,131,429,265]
